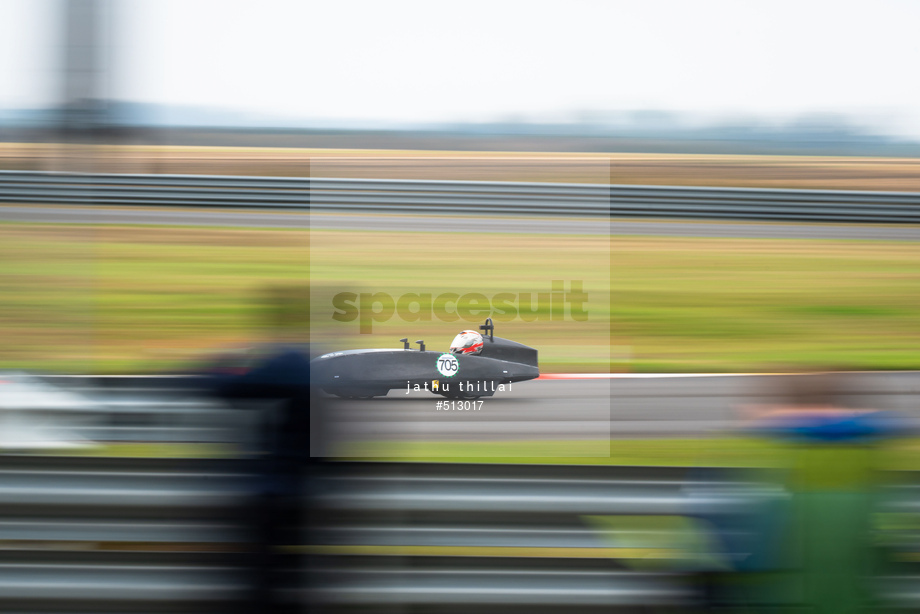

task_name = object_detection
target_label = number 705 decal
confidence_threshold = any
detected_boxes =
[436,353,459,377]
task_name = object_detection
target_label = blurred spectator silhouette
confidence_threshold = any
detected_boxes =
[200,284,327,613]
[697,372,904,613]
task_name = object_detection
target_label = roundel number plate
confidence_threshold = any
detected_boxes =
[436,353,459,377]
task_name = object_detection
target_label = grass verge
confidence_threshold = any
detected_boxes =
[340,438,920,471]
[1,223,919,372]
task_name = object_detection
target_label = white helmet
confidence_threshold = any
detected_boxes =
[449,330,484,355]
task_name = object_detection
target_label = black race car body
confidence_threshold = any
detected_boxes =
[311,319,538,399]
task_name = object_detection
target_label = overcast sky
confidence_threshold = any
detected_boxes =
[2,0,920,136]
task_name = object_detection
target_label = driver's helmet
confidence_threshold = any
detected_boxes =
[450,330,484,355]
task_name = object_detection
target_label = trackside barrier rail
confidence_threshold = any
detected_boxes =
[0,456,915,611]
[4,170,920,222]
[2,375,920,610]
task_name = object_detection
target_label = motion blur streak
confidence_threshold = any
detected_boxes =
[3,0,920,611]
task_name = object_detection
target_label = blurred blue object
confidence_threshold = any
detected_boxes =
[756,409,905,442]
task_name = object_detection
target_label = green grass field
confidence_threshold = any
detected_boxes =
[340,438,920,471]
[1,222,919,372]
[27,438,920,472]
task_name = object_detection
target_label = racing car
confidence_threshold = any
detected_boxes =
[311,318,539,399]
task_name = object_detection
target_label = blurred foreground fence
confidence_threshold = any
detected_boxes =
[2,374,920,611]
[4,170,920,222]
[0,457,917,612]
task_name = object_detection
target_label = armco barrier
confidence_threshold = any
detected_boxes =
[4,170,920,222]
[0,456,914,611]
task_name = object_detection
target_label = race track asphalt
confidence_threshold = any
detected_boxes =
[325,372,920,442]
[3,205,920,240]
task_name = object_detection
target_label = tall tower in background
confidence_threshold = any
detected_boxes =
[57,0,107,172]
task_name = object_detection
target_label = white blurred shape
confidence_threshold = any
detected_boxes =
[0,372,98,450]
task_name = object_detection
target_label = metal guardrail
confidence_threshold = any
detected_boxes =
[4,170,920,222]
[0,455,248,612]
[3,374,920,610]
[0,459,744,611]
[0,445,917,612]
[1,373,254,445]
[0,458,914,611]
